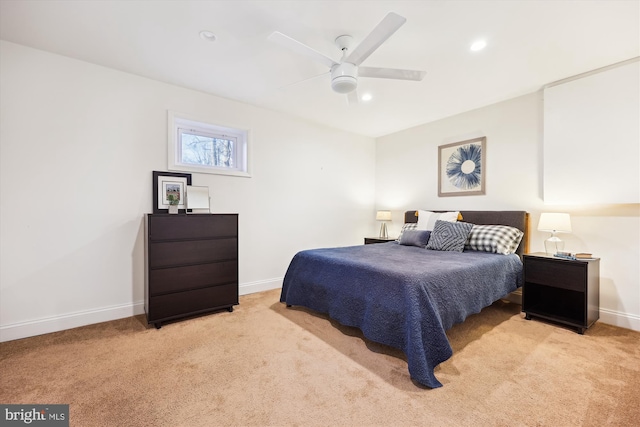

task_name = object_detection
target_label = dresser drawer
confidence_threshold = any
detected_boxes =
[149,260,238,295]
[147,283,238,322]
[149,238,237,268]
[524,257,586,292]
[149,214,237,241]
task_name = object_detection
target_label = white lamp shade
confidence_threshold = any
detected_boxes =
[538,213,572,233]
[376,210,392,221]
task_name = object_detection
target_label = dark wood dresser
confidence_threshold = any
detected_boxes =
[144,213,238,328]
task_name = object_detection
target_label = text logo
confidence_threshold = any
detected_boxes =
[0,405,69,427]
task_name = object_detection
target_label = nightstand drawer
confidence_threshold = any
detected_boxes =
[524,257,586,292]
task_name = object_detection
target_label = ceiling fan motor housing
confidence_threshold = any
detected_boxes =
[331,63,358,93]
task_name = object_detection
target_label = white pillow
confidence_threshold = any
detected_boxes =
[417,210,460,231]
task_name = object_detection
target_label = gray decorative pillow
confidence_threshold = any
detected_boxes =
[398,230,431,248]
[465,224,524,255]
[395,223,418,242]
[426,220,473,252]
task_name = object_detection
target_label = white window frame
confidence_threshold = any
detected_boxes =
[168,111,251,177]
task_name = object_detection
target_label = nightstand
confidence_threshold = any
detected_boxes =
[522,252,600,334]
[364,237,396,244]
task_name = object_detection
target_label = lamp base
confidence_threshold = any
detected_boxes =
[544,234,564,255]
[379,222,388,239]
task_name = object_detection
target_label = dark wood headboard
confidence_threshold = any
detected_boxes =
[404,210,530,256]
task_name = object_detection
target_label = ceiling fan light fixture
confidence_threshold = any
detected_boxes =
[331,63,358,93]
[332,76,357,93]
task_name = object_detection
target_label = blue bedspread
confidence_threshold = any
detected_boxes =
[280,242,523,388]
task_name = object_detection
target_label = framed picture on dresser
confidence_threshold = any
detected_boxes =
[152,171,192,213]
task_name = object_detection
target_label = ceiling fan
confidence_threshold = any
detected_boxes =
[268,12,426,104]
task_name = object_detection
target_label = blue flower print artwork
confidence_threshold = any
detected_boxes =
[438,137,486,197]
[446,143,482,190]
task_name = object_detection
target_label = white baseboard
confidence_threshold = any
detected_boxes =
[4,279,635,342]
[599,307,640,332]
[0,279,284,343]
[239,277,282,295]
[0,301,145,343]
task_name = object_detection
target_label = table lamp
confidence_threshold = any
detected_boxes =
[538,213,572,255]
[376,210,392,239]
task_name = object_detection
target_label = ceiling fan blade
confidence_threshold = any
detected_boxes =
[278,71,329,90]
[268,31,337,69]
[359,66,426,81]
[345,12,406,66]
[347,90,359,105]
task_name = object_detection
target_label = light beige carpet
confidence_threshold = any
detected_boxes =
[1,288,639,426]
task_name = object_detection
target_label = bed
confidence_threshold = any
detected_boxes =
[280,210,529,388]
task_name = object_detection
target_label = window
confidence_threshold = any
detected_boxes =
[168,111,250,177]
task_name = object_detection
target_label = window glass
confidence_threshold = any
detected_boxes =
[168,112,250,177]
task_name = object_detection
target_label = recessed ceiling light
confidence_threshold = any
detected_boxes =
[361,93,373,102]
[199,31,217,42]
[470,40,486,52]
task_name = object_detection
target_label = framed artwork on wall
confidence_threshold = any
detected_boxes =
[438,137,486,197]
[152,171,192,213]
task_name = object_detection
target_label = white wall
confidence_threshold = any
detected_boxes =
[376,92,640,331]
[2,40,638,341]
[0,41,376,341]
[543,59,639,204]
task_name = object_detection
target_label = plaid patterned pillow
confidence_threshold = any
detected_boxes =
[396,223,418,242]
[465,224,524,255]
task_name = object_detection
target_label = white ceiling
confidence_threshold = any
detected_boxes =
[1,0,638,137]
